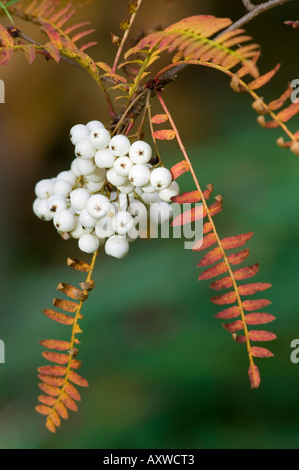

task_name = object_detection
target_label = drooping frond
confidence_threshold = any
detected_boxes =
[35,253,97,433]
[0,1,99,70]
[155,92,276,388]
[126,15,260,78]
[230,67,299,158]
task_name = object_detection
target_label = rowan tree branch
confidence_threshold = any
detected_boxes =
[216,0,294,38]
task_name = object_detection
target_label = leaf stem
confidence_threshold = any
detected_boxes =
[45,250,98,427]
[157,91,257,382]
[112,0,143,74]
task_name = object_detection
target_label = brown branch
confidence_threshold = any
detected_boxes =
[217,0,294,38]
[243,0,255,11]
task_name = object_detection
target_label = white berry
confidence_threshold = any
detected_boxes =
[159,180,180,202]
[71,158,81,177]
[105,235,129,259]
[54,210,76,232]
[70,188,90,212]
[70,124,89,145]
[142,181,156,193]
[76,158,96,176]
[70,220,92,239]
[86,120,105,132]
[129,140,152,164]
[35,179,54,199]
[107,168,128,187]
[57,170,76,187]
[47,195,67,215]
[112,211,134,235]
[95,215,115,239]
[114,156,133,176]
[86,195,111,219]
[89,128,111,150]
[79,209,97,229]
[117,181,135,194]
[75,139,96,160]
[78,234,100,254]
[53,179,73,198]
[33,199,53,221]
[85,181,105,193]
[109,135,131,156]
[95,148,115,169]
[85,167,106,183]
[141,191,161,204]
[129,164,150,187]
[150,167,172,190]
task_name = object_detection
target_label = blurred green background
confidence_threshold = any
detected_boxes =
[0,0,298,449]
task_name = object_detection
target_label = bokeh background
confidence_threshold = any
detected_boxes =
[0,0,298,449]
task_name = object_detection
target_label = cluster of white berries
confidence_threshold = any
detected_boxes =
[33,120,179,259]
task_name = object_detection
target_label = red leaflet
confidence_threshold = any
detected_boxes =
[35,405,51,416]
[228,249,250,265]
[198,247,222,266]
[215,306,240,320]
[42,22,63,48]
[68,370,89,387]
[170,160,190,179]
[67,258,90,272]
[43,309,75,325]
[50,3,75,26]
[42,351,70,365]
[172,191,202,204]
[209,200,223,217]
[249,330,277,341]
[80,42,98,52]
[211,291,237,305]
[55,402,68,420]
[39,340,72,351]
[245,313,275,325]
[38,375,64,387]
[61,392,78,412]
[199,261,227,280]
[37,366,67,377]
[23,45,36,64]
[72,29,95,44]
[242,299,272,311]
[248,364,261,388]
[53,298,79,313]
[44,43,61,63]
[38,395,56,406]
[64,382,81,402]
[210,264,259,290]
[46,419,56,434]
[39,383,61,397]
[223,320,244,333]
[57,283,88,301]
[193,233,217,252]
[151,114,169,124]
[250,346,274,358]
[172,206,205,227]
[238,283,272,296]
[49,410,61,428]
[236,330,276,342]
[203,222,213,234]
[0,24,14,46]
[248,64,280,90]
[153,129,176,140]
[221,232,254,249]
[268,83,293,111]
